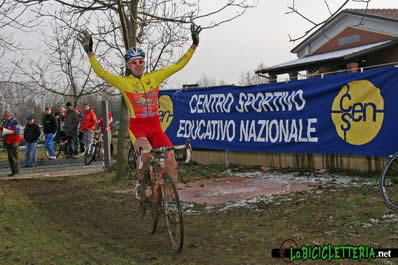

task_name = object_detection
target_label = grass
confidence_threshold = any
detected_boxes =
[0,145,49,163]
[0,166,396,264]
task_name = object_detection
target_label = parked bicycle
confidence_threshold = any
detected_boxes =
[137,139,191,253]
[45,137,86,159]
[44,138,66,158]
[84,130,104,165]
[380,153,398,209]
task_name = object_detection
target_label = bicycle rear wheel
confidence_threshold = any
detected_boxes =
[380,153,398,209]
[127,145,137,177]
[162,174,184,253]
[84,144,97,165]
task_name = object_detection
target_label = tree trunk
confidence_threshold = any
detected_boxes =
[114,0,138,179]
[115,97,129,179]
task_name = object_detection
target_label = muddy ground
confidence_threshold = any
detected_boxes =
[1,163,396,265]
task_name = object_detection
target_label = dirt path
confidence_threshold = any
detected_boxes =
[0,157,105,179]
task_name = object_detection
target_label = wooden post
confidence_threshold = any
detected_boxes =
[225,150,230,169]
[102,101,111,170]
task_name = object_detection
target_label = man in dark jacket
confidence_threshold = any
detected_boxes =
[23,116,41,167]
[42,107,57,159]
[0,112,23,176]
[64,102,80,158]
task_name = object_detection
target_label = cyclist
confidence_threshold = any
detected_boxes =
[78,24,201,200]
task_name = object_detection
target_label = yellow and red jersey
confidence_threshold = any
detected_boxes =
[89,48,195,119]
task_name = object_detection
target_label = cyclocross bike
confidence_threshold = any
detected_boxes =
[137,139,191,253]
[380,153,398,209]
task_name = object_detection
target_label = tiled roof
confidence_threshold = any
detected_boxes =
[346,9,398,20]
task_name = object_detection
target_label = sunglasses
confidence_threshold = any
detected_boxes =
[128,59,145,65]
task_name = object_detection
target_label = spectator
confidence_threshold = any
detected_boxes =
[76,108,83,120]
[81,103,97,152]
[0,117,5,148]
[23,116,41,168]
[57,107,67,142]
[64,102,80,158]
[42,107,57,160]
[0,111,23,176]
[98,112,113,131]
[98,111,113,156]
[76,108,84,153]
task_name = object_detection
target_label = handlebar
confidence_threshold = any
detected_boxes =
[137,139,192,170]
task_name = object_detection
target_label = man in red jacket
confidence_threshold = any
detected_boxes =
[81,103,97,153]
[0,112,23,176]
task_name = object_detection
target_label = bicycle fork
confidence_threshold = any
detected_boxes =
[150,158,166,205]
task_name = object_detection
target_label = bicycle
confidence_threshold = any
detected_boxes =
[45,137,86,159]
[380,153,398,209]
[127,141,137,177]
[84,130,104,165]
[45,138,65,158]
[136,139,191,253]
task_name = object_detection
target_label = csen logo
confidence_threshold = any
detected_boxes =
[158,95,174,131]
[331,80,384,145]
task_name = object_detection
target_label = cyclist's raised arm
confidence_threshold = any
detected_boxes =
[152,23,202,84]
[78,31,127,92]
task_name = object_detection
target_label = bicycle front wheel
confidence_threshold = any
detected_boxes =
[162,174,184,253]
[140,173,158,234]
[140,200,158,234]
[84,144,97,165]
[380,153,398,209]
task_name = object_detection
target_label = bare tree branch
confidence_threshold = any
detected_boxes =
[286,0,372,43]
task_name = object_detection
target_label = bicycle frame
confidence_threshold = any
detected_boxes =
[137,140,192,204]
[149,154,166,205]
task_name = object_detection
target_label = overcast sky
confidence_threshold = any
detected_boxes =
[5,0,398,89]
[166,0,398,88]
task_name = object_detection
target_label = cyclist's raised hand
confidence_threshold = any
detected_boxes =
[191,23,202,46]
[77,30,93,54]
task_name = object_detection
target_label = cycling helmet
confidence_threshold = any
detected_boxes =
[124,48,145,62]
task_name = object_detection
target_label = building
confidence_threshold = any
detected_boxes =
[193,9,398,172]
[256,9,398,82]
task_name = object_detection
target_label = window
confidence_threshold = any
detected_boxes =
[339,34,360,46]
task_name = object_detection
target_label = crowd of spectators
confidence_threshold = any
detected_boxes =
[0,102,113,176]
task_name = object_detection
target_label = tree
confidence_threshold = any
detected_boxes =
[14,0,258,179]
[239,63,268,86]
[197,75,218,87]
[13,24,114,108]
[286,0,372,42]
[0,1,39,57]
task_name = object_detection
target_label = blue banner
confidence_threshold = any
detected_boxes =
[159,65,398,157]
